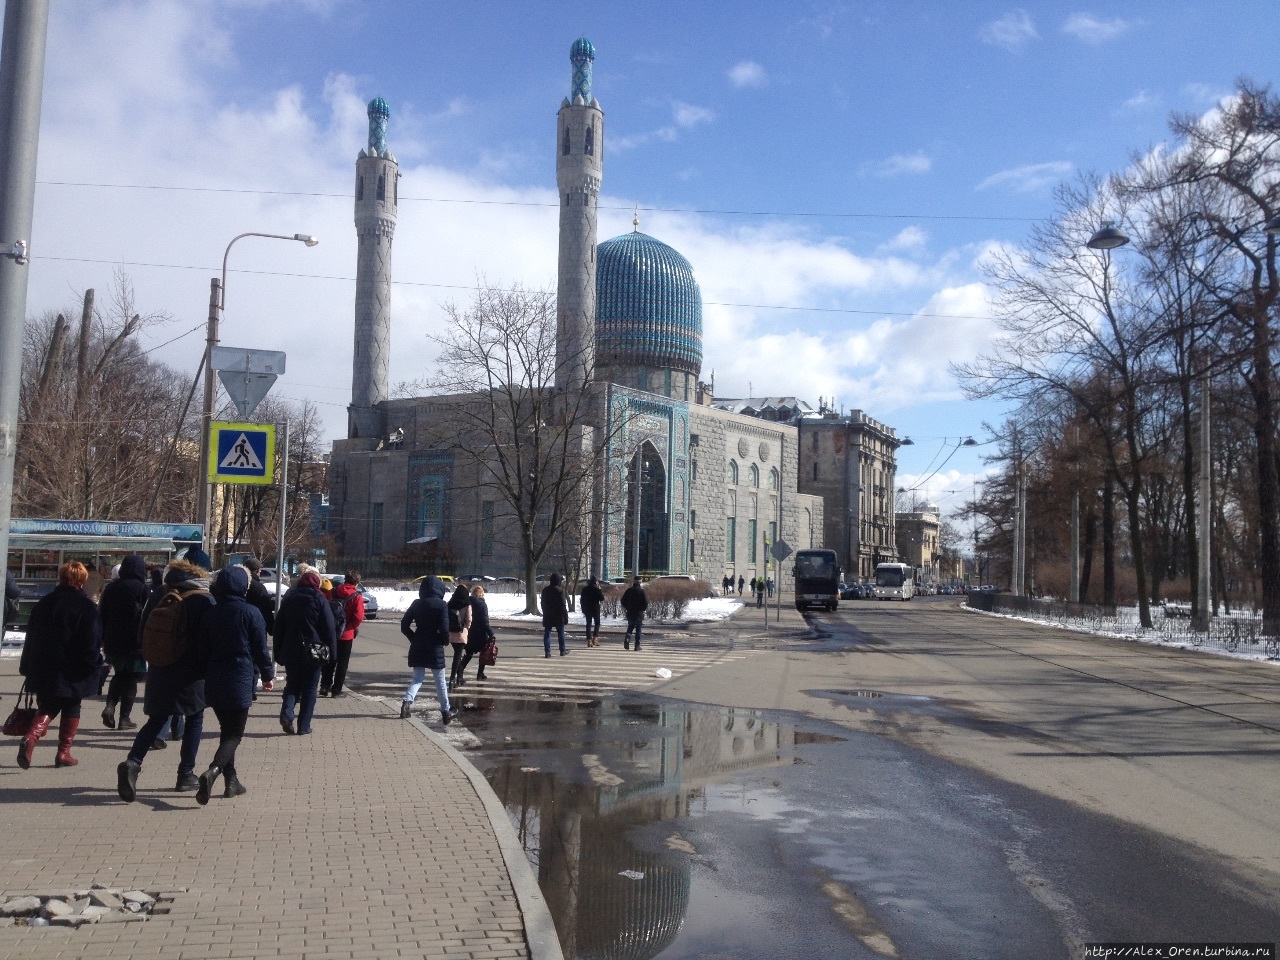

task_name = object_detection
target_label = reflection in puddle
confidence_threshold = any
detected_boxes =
[472,699,841,959]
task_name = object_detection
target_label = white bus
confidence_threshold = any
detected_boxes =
[874,562,915,601]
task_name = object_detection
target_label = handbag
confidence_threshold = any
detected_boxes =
[481,638,498,667]
[301,640,332,667]
[3,681,36,737]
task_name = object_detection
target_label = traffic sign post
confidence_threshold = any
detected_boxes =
[770,538,792,621]
[211,346,286,420]
[207,421,276,485]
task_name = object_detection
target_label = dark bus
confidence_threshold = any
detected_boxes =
[793,549,841,612]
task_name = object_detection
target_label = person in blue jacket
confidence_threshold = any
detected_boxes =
[193,565,276,804]
[399,576,457,724]
[273,570,335,736]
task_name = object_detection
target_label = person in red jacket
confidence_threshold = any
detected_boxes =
[321,570,365,698]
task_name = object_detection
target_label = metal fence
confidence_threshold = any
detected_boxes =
[966,592,1280,659]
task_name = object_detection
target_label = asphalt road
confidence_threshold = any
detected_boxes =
[348,600,1280,956]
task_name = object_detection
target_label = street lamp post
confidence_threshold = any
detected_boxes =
[196,232,318,538]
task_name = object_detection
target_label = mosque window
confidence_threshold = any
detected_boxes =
[813,462,818,481]
[370,503,383,555]
[585,124,594,155]
[377,173,385,201]
[393,174,398,205]
[748,520,758,562]
[726,517,736,562]
[769,468,779,490]
[690,509,697,529]
[749,464,760,488]
[356,175,364,201]
[728,461,739,485]
[563,126,571,155]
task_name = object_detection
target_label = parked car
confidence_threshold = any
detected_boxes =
[328,574,379,620]
[839,582,859,600]
[410,574,456,588]
[259,568,290,588]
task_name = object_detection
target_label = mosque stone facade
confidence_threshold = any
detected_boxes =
[328,40,840,590]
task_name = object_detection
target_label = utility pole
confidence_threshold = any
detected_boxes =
[1193,374,1211,632]
[0,0,51,573]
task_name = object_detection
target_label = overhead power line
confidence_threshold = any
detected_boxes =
[35,179,1038,224]
[38,255,996,323]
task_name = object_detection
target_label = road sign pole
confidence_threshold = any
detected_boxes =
[274,420,289,616]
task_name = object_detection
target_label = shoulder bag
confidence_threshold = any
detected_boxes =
[2,681,36,737]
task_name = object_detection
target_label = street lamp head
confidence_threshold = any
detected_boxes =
[294,234,320,247]
[900,437,914,446]
[1087,221,1130,250]
[962,437,977,446]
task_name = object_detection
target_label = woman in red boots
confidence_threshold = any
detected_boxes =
[17,561,103,769]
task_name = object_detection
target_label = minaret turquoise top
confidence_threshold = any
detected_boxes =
[367,97,390,154]
[570,37,595,102]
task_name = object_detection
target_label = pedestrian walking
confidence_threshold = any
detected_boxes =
[193,565,275,804]
[398,576,457,724]
[766,576,775,598]
[273,570,336,735]
[98,554,149,730]
[621,577,648,651]
[737,575,745,596]
[541,573,569,657]
[446,584,472,688]
[16,561,103,769]
[755,577,765,608]
[322,570,365,698]
[116,557,214,801]
[580,576,604,647]
[315,578,347,698]
[458,586,494,682]
[242,556,277,636]
[4,570,21,631]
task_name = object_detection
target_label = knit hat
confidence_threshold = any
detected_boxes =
[320,578,334,595]
[185,547,212,571]
[299,571,322,591]
[220,564,249,597]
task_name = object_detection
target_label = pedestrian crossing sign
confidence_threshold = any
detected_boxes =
[207,421,276,485]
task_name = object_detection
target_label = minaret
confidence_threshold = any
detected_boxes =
[349,97,398,440]
[556,38,604,391]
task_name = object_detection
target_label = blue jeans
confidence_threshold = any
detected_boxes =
[625,618,643,647]
[403,666,450,712]
[128,710,204,775]
[281,662,322,734]
[543,624,566,655]
[584,611,600,639]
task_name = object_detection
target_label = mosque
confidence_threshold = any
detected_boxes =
[327,39,904,586]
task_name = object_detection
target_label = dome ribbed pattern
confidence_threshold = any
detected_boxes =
[596,232,703,377]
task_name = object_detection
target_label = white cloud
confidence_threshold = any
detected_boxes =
[29,0,999,448]
[976,161,1073,193]
[979,10,1038,52]
[859,152,931,178]
[1062,13,1134,44]
[728,60,768,89]
[612,101,713,152]
[1118,90,1156,114]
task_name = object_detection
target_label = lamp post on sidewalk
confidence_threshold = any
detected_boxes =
[196,232,318,534]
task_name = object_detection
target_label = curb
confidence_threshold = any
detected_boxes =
[399,706,565,960]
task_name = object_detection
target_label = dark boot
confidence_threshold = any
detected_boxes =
[101,700,117,729]
[54,716,81,767]
[118,703,137,730]
[223,770,247,798]
[17,713,53,770]
[196,765,221,805]
[175,770,199,792]
[399,700,412,719]
[117,759,141,803]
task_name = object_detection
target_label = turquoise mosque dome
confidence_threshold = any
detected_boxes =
[570,37,596,62]
[596,231,703,380]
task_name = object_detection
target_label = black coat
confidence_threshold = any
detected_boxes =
[246,575,277,636]
[579,582,604,614]
[621,584,648,622]
[142,571,215,717]
[540,583,568,627]
[98,555,149,659]
[466,595,493,653]
[274,584,337,668]
[198,594,274,711]
[400,577,449,669]
[20,585,103,700]
[4,571,20,626]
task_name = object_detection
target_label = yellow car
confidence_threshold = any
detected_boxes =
[410,574,456,588]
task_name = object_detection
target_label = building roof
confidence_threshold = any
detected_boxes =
[712,397,813,423]
[596,232,703,378]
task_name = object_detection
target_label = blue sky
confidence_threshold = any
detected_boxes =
[25,1,1278,519]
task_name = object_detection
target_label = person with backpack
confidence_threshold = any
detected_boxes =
[192,565,275,804]
[16,561,102,769]
[580,576,604,647]
[116,557,215,801]
[446,583,472,689]
[398,576,456,724]
[273,570,336,736]
[98,554,150,730]
[540,572,569,658]
[621,577,648,651]
[321,571,364,698]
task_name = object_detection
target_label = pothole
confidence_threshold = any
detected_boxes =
[0,884,181,928]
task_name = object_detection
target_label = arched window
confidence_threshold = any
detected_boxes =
[728,460,739,485]
[356,175,364,201]
[749,464,760,488]
[769,468,779,490]
[376,173,385,201]
[562,126,571,155]
[585,124,594,155]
